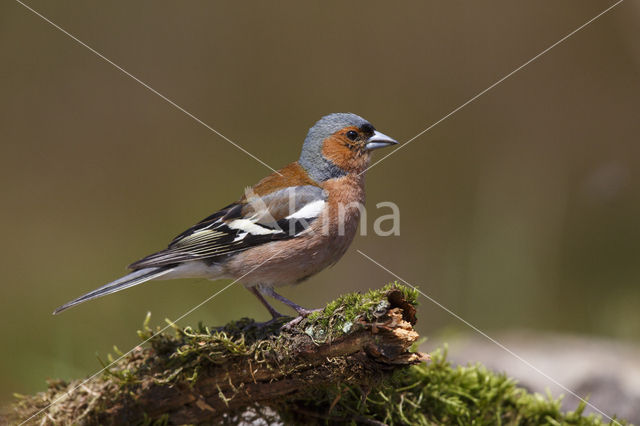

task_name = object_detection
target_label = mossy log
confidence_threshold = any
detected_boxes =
[7,284,628,425]
[10,285,427,425]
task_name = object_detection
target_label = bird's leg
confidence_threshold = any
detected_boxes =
[259,286,320,317]
[249,286,283,319]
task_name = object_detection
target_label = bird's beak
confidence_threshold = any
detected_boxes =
[365,130,398,151]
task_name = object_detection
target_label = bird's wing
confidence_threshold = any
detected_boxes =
[128,185,327,269]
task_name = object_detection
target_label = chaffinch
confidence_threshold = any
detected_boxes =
[54,113,398,319]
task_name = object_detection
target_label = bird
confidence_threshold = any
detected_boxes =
[53,113,398,320]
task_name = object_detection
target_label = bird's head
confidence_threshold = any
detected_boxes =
[299,113,397,181]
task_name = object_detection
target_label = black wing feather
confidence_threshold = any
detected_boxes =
[128,186,326,270]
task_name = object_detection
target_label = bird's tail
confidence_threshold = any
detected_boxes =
[53,267,174,315]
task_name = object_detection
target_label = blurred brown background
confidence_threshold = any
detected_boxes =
[1,0,639,415]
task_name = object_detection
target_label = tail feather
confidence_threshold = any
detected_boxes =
[53,267,173,315]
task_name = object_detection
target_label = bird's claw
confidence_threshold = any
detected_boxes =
[282,308,322,330]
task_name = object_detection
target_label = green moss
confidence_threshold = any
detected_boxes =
[276,348,627,425]
[305,281,418,341]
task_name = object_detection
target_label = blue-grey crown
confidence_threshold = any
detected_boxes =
[299,113,370,182]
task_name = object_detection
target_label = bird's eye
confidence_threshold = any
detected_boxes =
[346,130,358,141]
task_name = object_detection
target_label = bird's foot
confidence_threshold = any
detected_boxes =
[282,308,322,330]
[252,316,289,329]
